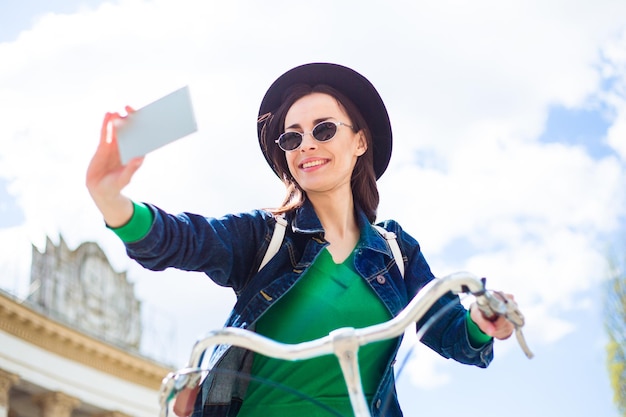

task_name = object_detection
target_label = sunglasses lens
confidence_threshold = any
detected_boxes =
[278,132,302,151]
[312,122,338,142]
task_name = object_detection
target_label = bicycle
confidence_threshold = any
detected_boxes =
[159,271,534,417]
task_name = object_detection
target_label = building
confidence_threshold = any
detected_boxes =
[0,237,173,417]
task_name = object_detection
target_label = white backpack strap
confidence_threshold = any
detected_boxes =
[258,215,288,271]
[372,225,405,278]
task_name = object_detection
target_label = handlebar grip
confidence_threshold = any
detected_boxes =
[475,292,507,321]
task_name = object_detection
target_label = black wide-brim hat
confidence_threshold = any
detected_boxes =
[257,63,392,179]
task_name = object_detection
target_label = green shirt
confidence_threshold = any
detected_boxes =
[238,248,396,417]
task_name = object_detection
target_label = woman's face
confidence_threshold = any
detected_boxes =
[283,92,367,196]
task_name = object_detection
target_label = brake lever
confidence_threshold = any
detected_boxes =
[472,279,534,359]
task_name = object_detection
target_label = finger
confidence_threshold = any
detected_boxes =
[99,112,112,145]
[493,317,514,340]
[107,112,122,145]
[119,156,144,184]
[496,330,514,340]
[482,321,496,337]
[92,112,122,170]
[125,105,136,115]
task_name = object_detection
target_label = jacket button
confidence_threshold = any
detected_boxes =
[376,399,382,408]
[376,275,386,284]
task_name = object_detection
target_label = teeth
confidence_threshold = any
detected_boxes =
[302,160,326,169]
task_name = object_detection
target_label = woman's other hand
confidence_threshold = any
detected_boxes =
[469,294,516,340]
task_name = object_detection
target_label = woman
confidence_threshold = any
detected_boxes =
[86,63,514,417]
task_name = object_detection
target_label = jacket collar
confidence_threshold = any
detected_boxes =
[289,199,391,256]
[290,199,324,234]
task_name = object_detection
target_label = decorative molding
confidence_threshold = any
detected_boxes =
[33,391,80,417]
[92,412,133,417]
[0,370,19,407]
[0,292,172,390]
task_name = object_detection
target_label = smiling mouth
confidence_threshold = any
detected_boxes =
[301,160,328,169]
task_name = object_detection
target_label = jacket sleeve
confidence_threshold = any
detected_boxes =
[392,220,494,368]
[123,204,273,291]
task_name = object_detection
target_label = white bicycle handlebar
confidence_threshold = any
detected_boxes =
[159,271,533,417]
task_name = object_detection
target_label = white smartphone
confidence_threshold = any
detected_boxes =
[115,86,198,164]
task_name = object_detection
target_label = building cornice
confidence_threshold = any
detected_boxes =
[0,292,173,390]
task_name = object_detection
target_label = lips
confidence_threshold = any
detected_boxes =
[300,159,328,169]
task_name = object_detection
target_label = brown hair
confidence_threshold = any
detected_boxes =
[259,84,379,223]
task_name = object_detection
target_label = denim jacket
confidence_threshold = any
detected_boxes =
[125,200,493,417]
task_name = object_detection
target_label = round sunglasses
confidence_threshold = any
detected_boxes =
[275,120,354,151]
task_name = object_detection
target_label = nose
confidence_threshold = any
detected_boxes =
[299,131,317,151]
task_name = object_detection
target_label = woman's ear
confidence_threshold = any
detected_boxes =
[355,131,368,156]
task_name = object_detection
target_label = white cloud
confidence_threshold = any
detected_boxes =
[398,338,452,389]
[601,29,626,161]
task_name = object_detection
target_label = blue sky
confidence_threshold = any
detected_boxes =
[0,1,625,416]
[540,104,614,158]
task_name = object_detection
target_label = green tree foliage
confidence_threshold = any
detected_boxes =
[605,250,626,416]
